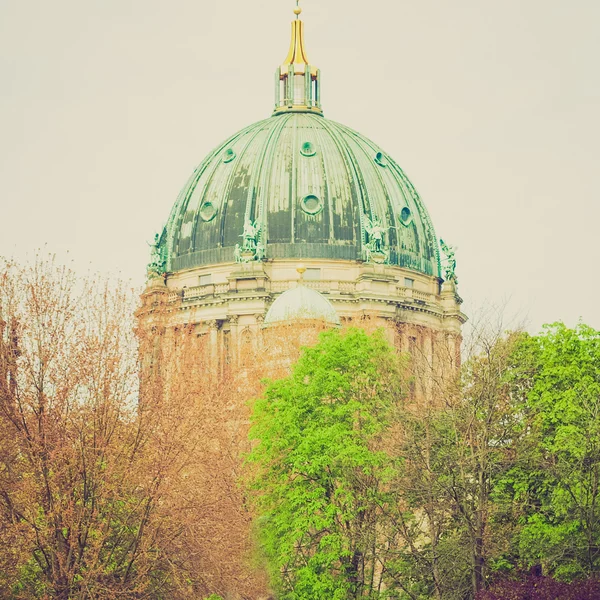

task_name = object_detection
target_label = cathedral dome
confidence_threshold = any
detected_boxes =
[161,113,440,277]
[149,5,445,286]
[264,283,340,327]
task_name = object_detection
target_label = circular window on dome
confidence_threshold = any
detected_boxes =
[399,206,413,226]
[200,201,218,222]
[300,141,317,157]
[301,194,322,215]
[222,148,236,163]
[374,151,388,167]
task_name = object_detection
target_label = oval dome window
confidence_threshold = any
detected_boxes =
[399,206,413,226]
[374,152,387,167]
[301,194,322,215]
[222,148,236,163]
[300,141,317,157]
[200,201,218,222]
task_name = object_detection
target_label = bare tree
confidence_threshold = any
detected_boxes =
[386,306,526,599]
[0,256,216,599]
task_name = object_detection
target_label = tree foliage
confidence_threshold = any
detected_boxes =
[3,253,600,600]
[247,328,407,599]
[248,320,600,599]
[476,574,600,600]
[499,323,600,580]
[390,324,525,599]
[0,257,161,598]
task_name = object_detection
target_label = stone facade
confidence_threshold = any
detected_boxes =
[140,258,465,371]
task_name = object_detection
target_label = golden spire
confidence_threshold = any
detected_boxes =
[273,1,322,116]
[281,1,314,74]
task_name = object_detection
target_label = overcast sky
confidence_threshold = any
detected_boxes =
[1,0,598,332]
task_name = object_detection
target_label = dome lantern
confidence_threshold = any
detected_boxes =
[274,1,322,116]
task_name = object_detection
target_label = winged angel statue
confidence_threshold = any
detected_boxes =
[235,218,265,263]
[363,215,389,263]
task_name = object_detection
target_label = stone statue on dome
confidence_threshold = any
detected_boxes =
[364,215,389,263]
[365,215,385,253]
[236,219,265,262]
[234,243,243,263]
[241,218,261,251]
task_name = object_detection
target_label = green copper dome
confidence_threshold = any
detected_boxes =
[151,8,443,280]
[160,112,441,276]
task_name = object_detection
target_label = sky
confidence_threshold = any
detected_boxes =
[1,0,598,333]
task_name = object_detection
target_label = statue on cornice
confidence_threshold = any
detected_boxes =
[440,239,458,283]
[365,215,385,253]
[234,244,243,263]
[147,233,166,279]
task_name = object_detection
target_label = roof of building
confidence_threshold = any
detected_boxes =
[160,113,440,276]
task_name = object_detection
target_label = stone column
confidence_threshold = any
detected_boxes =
[208,320,219,372]
[229,314,239,362]
[423,329,434,400]
[255,314,264,352]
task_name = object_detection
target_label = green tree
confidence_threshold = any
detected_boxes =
[500,323,600,580]
[396,327,524,599]
[246,328,407,599]
[247,321,600,598]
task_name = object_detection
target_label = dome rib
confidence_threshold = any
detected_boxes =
[340,123,399,251]
[208,118,269,253]
[312,117,335,243]
[334,119,441,273]
[258,114,290,241]
[318,117,367,250]
[290,114,298,243]
[169,119,268,263]
[250,114,286,224]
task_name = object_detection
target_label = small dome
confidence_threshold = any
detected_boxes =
[264,285,340,326]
